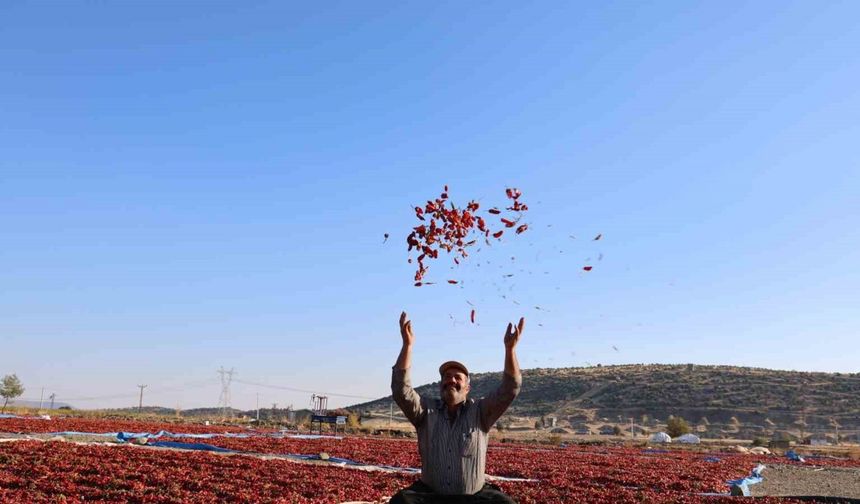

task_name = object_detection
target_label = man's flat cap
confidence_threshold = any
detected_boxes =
[439,360,469,377]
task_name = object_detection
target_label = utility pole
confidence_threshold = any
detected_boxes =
[39,388,45,411]
[256,393,260,422]
[49,393,56,410]
[389,401,393,436]
[137,385,147,414]
[630,417,635,438]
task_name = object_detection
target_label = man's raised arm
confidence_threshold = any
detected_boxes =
[391,311,425,427]
[480,317,524,432]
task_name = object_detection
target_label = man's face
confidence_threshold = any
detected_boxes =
[440,369,470,407]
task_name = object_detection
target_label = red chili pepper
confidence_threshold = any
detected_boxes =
[414,282,422,287]
[583,266,593,271]
[516,224,528,234]
[493,230,504,238]
[593,233,602,241]
[470,309,476,324]
[448,279,458,284]
[505,187,522,199]
[500,218,516,228]
[488,208,501,215]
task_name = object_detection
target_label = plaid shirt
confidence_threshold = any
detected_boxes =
[391,367,521,495]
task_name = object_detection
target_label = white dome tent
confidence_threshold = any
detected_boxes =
[676,433,701,444]
[650,432,672,443]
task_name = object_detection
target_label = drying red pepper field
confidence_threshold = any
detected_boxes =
[1,417,854,503]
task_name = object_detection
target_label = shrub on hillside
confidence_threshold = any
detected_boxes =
[666,416,691,438]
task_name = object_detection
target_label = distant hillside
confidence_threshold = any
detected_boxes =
[350,364,860,435]
[4,400,73,410]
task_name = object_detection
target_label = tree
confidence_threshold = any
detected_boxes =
[666,415,691,438]
[1,374,24,412]
[346,412,360,430]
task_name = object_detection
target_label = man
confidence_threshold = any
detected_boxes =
[389,311,523,504]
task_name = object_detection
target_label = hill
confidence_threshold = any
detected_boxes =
[350,364,860,438]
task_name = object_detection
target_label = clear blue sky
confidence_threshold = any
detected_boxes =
[2,2,858,411]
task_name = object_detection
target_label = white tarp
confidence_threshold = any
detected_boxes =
[650,432,672,443]
[676,433,701,444]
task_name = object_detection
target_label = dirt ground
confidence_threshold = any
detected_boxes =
[750,464,860,500]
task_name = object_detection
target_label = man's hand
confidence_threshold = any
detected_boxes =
[400,311,415,348]
[504,317,524,350]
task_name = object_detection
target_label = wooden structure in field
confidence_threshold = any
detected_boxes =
[310,394,347,435]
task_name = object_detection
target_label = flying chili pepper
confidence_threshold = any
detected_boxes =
[593,233,602,241]
[470,309,476,324]
[406,186,528,283]
[583,266,593,271]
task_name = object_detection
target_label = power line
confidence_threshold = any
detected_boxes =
[52,379,219,402]
[233,378,377,400]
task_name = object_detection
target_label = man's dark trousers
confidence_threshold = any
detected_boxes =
[389,480,517,504]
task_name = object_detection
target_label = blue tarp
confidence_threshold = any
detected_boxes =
[49,431,116,437]
[116,430,252,441]
[0,414,39,420]
[288,453,364,465]
[140,442,419,471]
[147,441,237,453]
[285,434,343,440]
[727,464,765,496]
[786,450,806,463]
